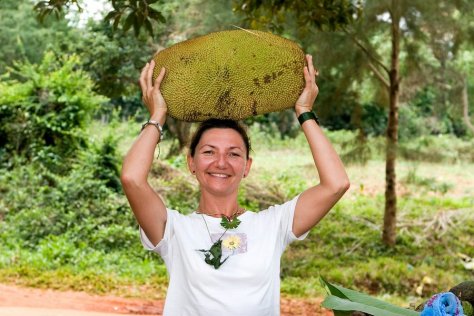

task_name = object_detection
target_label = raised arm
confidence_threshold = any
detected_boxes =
[292,55,350,238]
[121,61,168,246]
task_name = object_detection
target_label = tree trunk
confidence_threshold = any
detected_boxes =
[166,118,192,157]
[462,76,474,135]
[382,2,401,247]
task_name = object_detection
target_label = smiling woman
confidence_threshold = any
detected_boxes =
[120,55,350,315]
[187,120,252,199]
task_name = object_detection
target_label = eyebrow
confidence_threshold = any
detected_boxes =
[200,144,244,151]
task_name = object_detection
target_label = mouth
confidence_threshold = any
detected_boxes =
[208,172,231,178]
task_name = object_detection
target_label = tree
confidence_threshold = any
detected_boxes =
[33,0,166,37]
[234,0,474,246]
[67,20,160,122]
[0,0,75,74]
[424,5,474,136]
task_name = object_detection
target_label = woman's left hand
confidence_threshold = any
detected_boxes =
[295,54,319,116]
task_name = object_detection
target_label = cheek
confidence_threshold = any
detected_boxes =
[232,161,247,172]
[194,157,212,170]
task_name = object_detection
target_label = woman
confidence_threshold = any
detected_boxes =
[121,54,350,315]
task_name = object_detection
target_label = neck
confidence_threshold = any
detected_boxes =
[198,193,240,218]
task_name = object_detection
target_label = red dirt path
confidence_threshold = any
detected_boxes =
[0,283,333,315]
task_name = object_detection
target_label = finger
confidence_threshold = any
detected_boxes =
[153,67,166,91]
[139,62,149,92]
[306,54,315,77]
[303,66,313,88]
[146,60,155,88]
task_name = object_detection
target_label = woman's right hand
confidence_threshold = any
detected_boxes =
[139,60,167,118]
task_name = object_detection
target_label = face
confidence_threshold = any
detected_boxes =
[187,128,252,197]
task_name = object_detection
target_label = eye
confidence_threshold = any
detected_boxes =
[229,152,241,157]
[202,150,214,155]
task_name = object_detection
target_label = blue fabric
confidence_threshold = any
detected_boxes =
[421,292,464,316]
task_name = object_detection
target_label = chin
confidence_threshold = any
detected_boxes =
[203,184,239,197]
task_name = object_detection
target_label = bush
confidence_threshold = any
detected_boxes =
[0,52,108,171]
[0,155,131,249]
[399,134,474,163]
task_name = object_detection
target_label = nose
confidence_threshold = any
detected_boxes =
[216,153,227,168]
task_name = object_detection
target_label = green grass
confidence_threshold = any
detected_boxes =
[1,121,473,306]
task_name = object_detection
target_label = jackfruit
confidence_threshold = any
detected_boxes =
[152,29,305,122]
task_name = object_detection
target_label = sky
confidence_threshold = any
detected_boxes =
[66,0,111,28]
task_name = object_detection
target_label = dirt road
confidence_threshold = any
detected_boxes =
[0,283,332,315]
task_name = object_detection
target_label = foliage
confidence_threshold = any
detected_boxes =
[90,134,123,192]
[321,277,419,316]
[34,0,167,37]
[166,0,240,39]
[234,0,360,32]
[402,168,453,195]
[399,86,471,139]
[398,134,474,163]
[0,0,76,75]
[33,0,81,22]
[104,0,166,36]
[0,52,107,170]
[244,110,300,139]
[0,157,130,249]
[71,21,157,101]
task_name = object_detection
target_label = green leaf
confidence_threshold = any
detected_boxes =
[153,11,166,24]
[149,2,164,12]
[112,14,122,30]
[144,19,153,37]
[320,276,349,299]
[322,295,419,316]
[123,12,135,32]
[197,240,229,269]
[132,17,140,37]
[221,216,241,229]
[320,278,419,316]
[104,11,118,22]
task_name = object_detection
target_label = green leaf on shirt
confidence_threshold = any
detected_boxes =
[221,216,241,229]
[197,240,229,269]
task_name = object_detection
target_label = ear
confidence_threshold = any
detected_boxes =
[243,157,253,178]
[187,154,195,174]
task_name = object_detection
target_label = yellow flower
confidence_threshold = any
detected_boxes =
[222,235,241,250]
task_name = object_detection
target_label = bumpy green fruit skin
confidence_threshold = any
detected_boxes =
[152,29,306,122]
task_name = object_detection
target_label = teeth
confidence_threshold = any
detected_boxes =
[210,173,229,178]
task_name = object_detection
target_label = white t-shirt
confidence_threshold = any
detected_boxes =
[140,195,308,316]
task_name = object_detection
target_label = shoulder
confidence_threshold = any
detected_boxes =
[165,208,197,226]
[258,195,300,217]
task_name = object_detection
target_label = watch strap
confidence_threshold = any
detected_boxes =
[297,111,320,125]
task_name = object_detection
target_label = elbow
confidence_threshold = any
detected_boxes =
[341,178,350,193]
[120,172,134,190]
[331,177,350,197]
[120,170,145,190]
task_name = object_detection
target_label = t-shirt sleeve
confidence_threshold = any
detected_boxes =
[264,195,308,251]
[139,208,176,258]
[271,194,310,249]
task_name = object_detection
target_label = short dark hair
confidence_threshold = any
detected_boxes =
[189,119,251,159]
